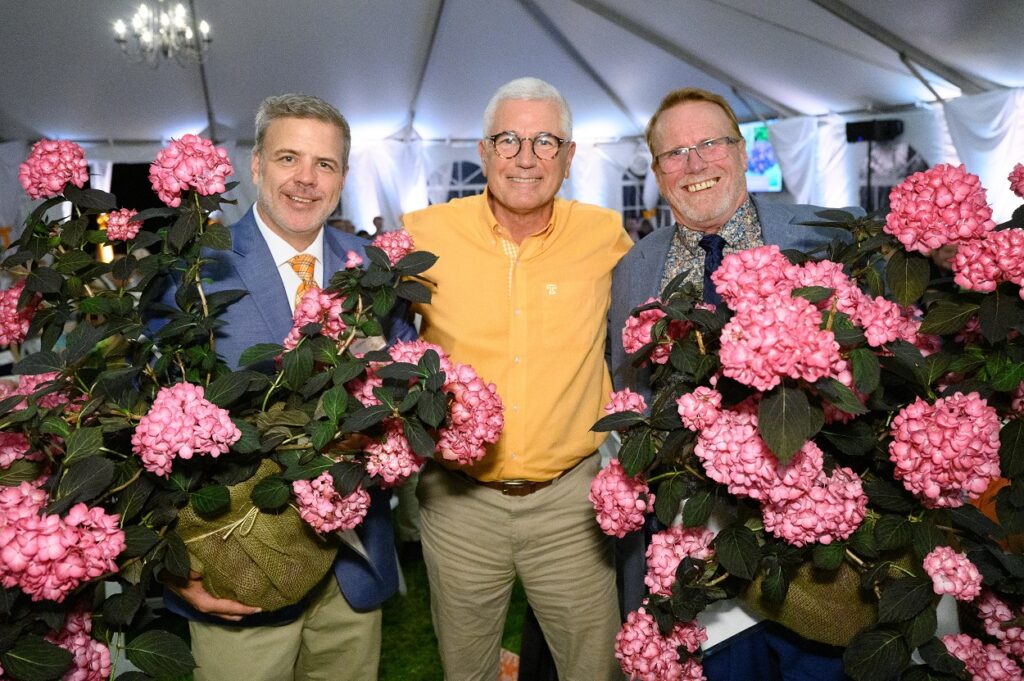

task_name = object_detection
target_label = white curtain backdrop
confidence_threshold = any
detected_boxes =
[944,88,1024,223]
[0,141,29,247]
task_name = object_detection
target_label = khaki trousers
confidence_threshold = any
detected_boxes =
[189,576,382,681]
[417,455,620,681]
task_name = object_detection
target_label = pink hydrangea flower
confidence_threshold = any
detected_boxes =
[282,288,348,350]
[888,392,1001,508]
[943,633,1023,681]
[0,372,81,414]
[694,408,776,500]
[676,387,721,431]
[349,340,455,408]
[644,526,715,596]
[0,280,41,346]
[105,208,143,242]
[364,419,424,487]
[886,164,996,254]
[148,134,233,208]
[712,244,796,307]
[616,607,707,681]
[345,250,364,269]
[0,431,42,469]
[18,139,89,200]
[131,382,241,477]
[922,546,982,601]
[435,362,503,466]
[621,298,691,365]
[954,229,1024,300]
[977,591,1024,660]
[371,230,415,266]
[589,459,653,538]
[45,611,112,681]
[1010,163,1024,199]
[719,294,841,392]
[292,471,370,533]
[0,483,125,602]
[604,388,647,415]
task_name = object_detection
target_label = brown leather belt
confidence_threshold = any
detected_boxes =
[473,478,554,496]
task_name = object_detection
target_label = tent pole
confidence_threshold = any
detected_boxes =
[189,0,217,143]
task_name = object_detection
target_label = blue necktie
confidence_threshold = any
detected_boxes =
[698,234,726,306]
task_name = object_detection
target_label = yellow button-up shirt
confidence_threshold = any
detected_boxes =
[402,192,632,482]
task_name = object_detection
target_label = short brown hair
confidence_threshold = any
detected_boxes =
[645,88,742,155]
[254,93,351,168]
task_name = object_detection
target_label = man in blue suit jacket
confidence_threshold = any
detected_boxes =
[164,94,408,681]
[608,88,862,681]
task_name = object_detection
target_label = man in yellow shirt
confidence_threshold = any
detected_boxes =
[402,77,632,680]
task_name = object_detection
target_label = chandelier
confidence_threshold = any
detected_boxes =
[113,1,211,67]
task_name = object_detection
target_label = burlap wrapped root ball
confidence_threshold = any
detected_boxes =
[175,459,339,611]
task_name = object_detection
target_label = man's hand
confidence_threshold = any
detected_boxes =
[171,570,262,622]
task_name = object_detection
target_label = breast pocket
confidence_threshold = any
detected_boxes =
[539,279,604,352]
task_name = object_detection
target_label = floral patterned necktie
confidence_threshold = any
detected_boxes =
[288,254,317,306]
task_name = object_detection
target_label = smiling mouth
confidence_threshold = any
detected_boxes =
[508,177,541,184]
[686,179,718,192]
[286,193,317,204]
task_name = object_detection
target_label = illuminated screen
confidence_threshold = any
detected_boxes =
[740,122,783,193]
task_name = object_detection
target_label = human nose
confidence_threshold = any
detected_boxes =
[684,146,708,171]
[294,159,317,185]
[515,138,538,166]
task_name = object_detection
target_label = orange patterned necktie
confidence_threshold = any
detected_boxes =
[288,254,317,306]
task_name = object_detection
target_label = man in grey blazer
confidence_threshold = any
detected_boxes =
[609,87,861,681]
[161,94,408,681]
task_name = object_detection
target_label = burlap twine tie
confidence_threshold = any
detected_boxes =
[289,254,317,306]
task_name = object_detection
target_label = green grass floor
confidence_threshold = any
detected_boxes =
[380,550,527,680]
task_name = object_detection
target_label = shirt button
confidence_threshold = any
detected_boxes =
[514,309,521,315]
[512,404,519,412]
[510,452,517,459]
[514,356,521,364]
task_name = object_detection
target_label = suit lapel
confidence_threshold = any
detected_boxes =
[231,210,294,340]
[634,225,676,301]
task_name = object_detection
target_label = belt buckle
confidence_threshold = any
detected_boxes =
[498,479,534,496]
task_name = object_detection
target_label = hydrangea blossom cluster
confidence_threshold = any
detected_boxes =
[18,139,89,200]
[45,611,112,681]
[953,229,1024,299]
[104,208,143,242]
[711,244,797,305]
[148,134,233,208]
[644,526,715,595]
[615,607,707,681]
[977,592,1024,660]
[589,459,654,538]
[604,388,647,415]
[694,408,777,500]
[364,419,424,487]
[676,387,721,431]
[0,483,125,602]
[943,633,1023,681]
[371,230,415,266]
[885,164,995,254]
[719,293,842,391]
[283,287,348,350]
[922,546,982,601]
[0,371,79,412]
[761,462,867,547]
[0,431,40,469]
[131,382,241,477]
[292,471,370,533]
[622,297,691,365]
[1010,163,1024,199]
[888,392,1001,508]
[0,279,41,346]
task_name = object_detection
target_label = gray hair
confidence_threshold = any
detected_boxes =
[253,93,351,168]
[482,77,573,139]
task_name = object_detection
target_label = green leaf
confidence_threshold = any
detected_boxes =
[949,504,1006,541]
[64,321,107,363]
[812,542,846,570]
[883,341,929,389]
[26,266,64,294]
[681,490,713,528]
[878,577,934,624]
[864,478,916,513]
[887,251,930,306]
[372,286,397,317]
[167,211,198,252]
[917,300,980,335]
[341,404,391,434]
[1000,419,1024,478]
[333,359,367,385]
[251,475,291,511]
[758,386,815,464]
[814,377,868,415]
[416,390,447,429]
[1,635,74,681]
[760,562,789,605]
[310,418,338,451]
[163,531,191,579]
[0,458,45,485]
[618,426,657,477]
[330,460,367,496]
[102,585,145,627]
[204,371,252,408]
[820,420,877,457]
[375,361,420,381]
[238,343,284,367]
[319,385,349,421]
[900,608,938,650]
[979,289,1019,344]
[190,484,230,516]
[910,520,944,560]
[713,525,761,580]
[918,636,966,675]
[791,285,834,304]
[849,521,880,559]
[13,350,63,375]
[592,411,646,432]
[199,222,233,251]
[281,454,335,481]
[49,456,116,514]
[282,343,314,391]
[121,525,160,558]
[63,184,117,210]
[231,419,261,454]
[395,250,439,276]
[653,475,686,527]
[396,279,432,304]
[63,426,104,465]
[404,418,436,458]
[843,629,910,681]
[876,515,913,551]
[850,347,881,395]
[113,475,155,523]
[126,630,196,678]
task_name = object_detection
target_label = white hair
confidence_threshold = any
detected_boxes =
[482,77,572,139]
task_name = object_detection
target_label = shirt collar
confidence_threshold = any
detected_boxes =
[252,204,325,267]
[674,196,758,247]
[482,188,557,243]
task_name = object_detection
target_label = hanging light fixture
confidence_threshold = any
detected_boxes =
[113,1,211,67]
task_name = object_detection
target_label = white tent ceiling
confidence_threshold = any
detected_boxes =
[1,0,1021,145]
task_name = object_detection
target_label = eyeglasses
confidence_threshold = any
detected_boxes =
[486,131,567,160]
[655,136,740,172]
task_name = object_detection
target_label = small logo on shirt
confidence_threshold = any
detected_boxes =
[546,284,558,296]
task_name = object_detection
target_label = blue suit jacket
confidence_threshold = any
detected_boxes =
[607,195,863,615]
[165,208,408,624]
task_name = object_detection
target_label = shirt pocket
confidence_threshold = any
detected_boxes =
[538,278,604,352]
